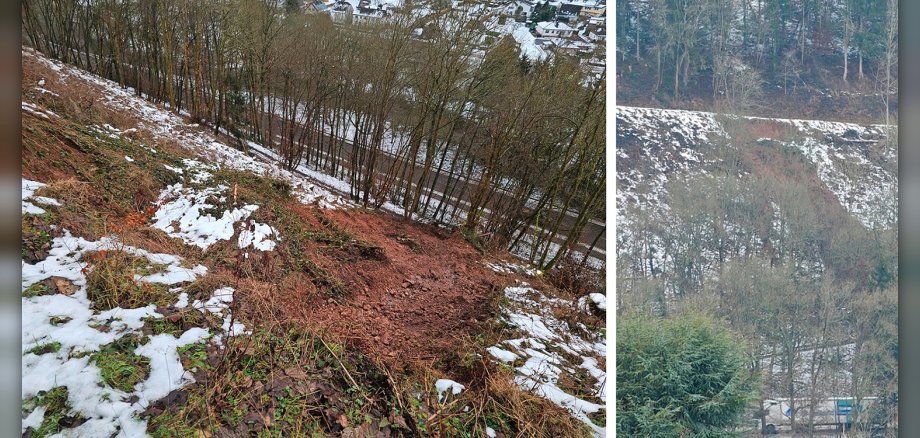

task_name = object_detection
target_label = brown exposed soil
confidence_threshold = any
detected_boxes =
[284,204,506,364]
[21,50,515,368]
[21,46,598,437]
[744,141,849,213]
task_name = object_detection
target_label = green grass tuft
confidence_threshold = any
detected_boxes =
[84,249,173,311]
[22,282,50,298]
[26,342,62,356]
[91,334,150,393]
[23,386,78,438]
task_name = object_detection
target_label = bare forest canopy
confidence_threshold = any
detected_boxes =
[22,0,606,271]
[615,0,898,122]
[615,3,900,426]
[615,109,899,434]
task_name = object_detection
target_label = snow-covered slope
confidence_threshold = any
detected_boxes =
[485,269,606,436]
[22,47,352,211]
[616,105,897,231]
[21,47,352,435]
[22,46,607,436]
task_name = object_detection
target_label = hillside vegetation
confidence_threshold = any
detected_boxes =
[616,1,898,432]
[22,0,605,271]
[616,0,897,123]
[615,104,897,434]
[21,47,606,437]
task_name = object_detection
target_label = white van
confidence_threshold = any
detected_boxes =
[760,397,883,435]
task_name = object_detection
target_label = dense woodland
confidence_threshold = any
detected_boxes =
[616,0,898,121]
[617,165,898,434]
[22,0,605,271]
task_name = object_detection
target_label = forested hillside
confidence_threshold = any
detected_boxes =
[616,0,897,122]
[21,46,607,437]
[615,0,898,435]
[23,0,606,271]
[20,0,610,435]
[615,109,898,436]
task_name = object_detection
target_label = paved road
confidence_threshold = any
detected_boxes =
[252,114,606,265]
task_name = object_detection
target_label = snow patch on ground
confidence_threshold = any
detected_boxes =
[588,293,606,311]
[434,379,465,402]
[19,173,249,436]
[486,260,540,277]
[784,133,896,229]
[134,329,211,404]
[488,284,606,436]
[22,101,58,120]
[192,287,250,338]
[244,140,356,210]
[151,159,279,251]
[22,178,61,215]
[22,229,214,436]
[486,346,518,363]
[238,222,279,252]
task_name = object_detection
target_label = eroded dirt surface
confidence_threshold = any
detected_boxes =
[22,47,515,366]
[21,47,601,437]
[285,204,507,363]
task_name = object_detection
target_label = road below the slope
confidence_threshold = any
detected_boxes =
[243,115,606,266]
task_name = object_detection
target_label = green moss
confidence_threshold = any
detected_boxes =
[143,311,206,337]
[149,413,198,438]
[177,342,211,372]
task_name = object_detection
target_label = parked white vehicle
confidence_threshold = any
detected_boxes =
[760,397,884,434]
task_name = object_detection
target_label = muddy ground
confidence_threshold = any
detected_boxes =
[287,204,507,362]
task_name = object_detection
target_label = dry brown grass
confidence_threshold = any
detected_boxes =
[379,358,593,438]
[118,226,202,262]
[84,247,172,311]
[22,115,179,241]
[481,370,593,437]
[546,256,605,298]
[23,52,601,437]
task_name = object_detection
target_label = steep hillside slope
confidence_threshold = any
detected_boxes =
[616,105,897,232]
[21,47,606,437]
[615,105,898,417]
[616,105,897,289]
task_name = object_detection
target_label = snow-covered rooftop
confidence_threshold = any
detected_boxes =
[536,21,575,32]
